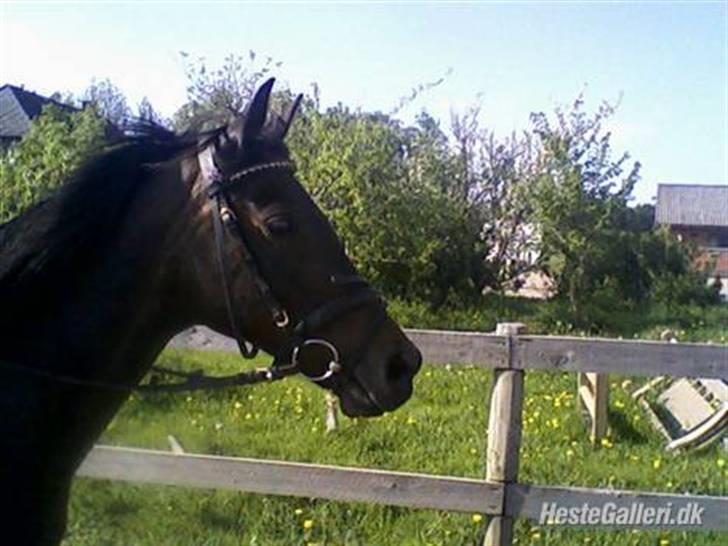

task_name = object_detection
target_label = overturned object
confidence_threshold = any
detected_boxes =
[633,377,727,451]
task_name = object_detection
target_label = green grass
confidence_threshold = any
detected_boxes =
[65,349,727,546]
[390,296,728,343]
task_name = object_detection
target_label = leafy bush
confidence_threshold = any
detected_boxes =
[288,105,484,305]
[651,271,721,308]
[0,104,108,223]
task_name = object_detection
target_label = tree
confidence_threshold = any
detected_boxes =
[449,107,540,291]
[82,78,131,126]
[0,105,108,223]
[526,96,642,328]
[173,51,282,131]
[287,104,484,304]
[137,96,167,126]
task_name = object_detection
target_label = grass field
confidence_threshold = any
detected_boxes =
[64,348,726,546]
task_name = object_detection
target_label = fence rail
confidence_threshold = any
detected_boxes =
[77,445,727,530]
[406,329,727,378]
[80,326,728,544]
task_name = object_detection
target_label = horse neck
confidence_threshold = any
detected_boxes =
[0,160,212,479]
[2,161,202,387]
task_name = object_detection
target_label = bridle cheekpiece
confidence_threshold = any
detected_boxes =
[196,145,387,389]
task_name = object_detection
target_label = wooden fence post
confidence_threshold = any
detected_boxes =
[577,372,609,444]
[483,323,526,546]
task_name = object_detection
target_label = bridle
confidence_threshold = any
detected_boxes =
[192,145,388,388]
[0,147,388,396]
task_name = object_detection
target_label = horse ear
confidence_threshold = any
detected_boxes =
[280,94,303,140]
[243,78,275,143]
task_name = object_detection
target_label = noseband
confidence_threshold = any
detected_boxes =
[199,146,386,386]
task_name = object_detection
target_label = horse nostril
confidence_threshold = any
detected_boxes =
[386,349,422,382]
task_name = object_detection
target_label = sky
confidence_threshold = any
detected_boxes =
[1,1,726,203]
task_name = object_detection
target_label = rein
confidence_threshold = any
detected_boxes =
[0,148,386,395]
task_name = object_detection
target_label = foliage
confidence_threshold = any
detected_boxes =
[651,269,720,309]
[173,51,282,131]
[82,78,132,126]
[0,105,108,223]
[136,96,167,126]
[522,97,718,330]
[389,293,728,342]
[287,104,484,304]
[450,106,539,291]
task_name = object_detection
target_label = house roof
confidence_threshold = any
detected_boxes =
[655,184,728,228]
[0,84,76,139]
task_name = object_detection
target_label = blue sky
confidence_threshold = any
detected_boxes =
[1,1,726,203]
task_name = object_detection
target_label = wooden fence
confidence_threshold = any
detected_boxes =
[78,325,728,545]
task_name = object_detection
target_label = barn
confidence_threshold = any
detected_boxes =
[655,183,728,298]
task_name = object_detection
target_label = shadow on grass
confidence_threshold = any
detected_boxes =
[608,409,648,445]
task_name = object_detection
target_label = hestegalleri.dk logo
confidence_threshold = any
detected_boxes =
[539,501,705,526]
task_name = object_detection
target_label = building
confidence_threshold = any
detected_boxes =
[655,183,728,298]
[0,84,76,149]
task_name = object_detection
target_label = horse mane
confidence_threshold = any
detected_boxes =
[0,122,220,304]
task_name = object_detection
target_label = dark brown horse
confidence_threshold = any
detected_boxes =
[0,79,421,545]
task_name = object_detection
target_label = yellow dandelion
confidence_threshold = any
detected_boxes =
[294,508,303,515]
[566,449,574,457]
[303,519,314,530]
[406,416,417,425]
[531,531,541,540]
[472,514,483,523]
[717,458,725,468]
[614,400,625,409]
[659,539,670,546]
[653,458,662,470]
[600,438,613,449]
[234,401,243,409]
[469,447,478,455]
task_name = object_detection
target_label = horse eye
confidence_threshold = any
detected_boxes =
[265,215,294,236]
